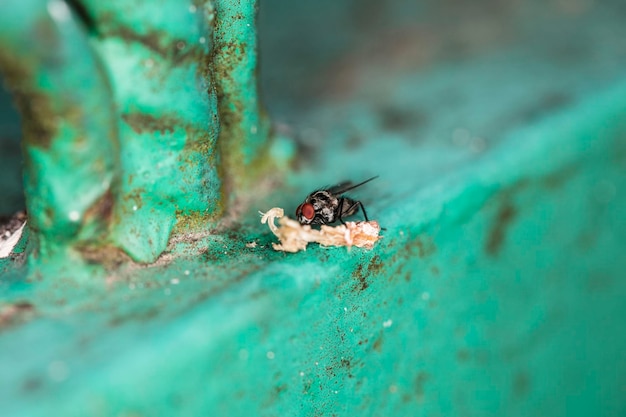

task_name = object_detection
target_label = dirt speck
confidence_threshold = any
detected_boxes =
[485,201,516,256]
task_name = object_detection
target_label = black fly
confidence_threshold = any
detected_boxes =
[296,176,378,225]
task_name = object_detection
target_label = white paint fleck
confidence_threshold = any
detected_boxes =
[184,270,190,276]
[250,125,258,134]
[188,4,197,13]
[344,307,348,312]
[68,211,80,222]
[47,0,70,22]
[246,241,257,248]
[144,58,155,68]
[171,278,179,285]
[199,36,206,44]
[132,205,138,211]
[48,360,69,382]
[0,221,26,258]
[299,371,305,377]
[421,291,431,301]
[383,319,393,328]
[266,351,275,360]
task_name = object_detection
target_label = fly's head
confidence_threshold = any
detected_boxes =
[296,200,316,225]
[296,191,339,225]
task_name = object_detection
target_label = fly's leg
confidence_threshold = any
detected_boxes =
[339,200,369,223]
[337,198,347,225]
[357,201,369,222]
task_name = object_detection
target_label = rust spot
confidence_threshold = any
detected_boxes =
[83,189,114,224]
[341,358,351,369]
[0,51,57,149]
[122,112,177,135]
[274,383,288,396]
[542,163,578,190]
[0,301,36,330]
[108,306,159,326]
[100,20,202,64]
[414,371,429,398]
[512,371,531,398]
[485,201,516,256]
[79,244,132,268]
[352,264,368,291]
[372,334,383,352]
[346,134,364,150]
[21,377,44,393]
[379,105,429,136]
[414,236,436,258]
[457,349,470,362]
[367,255,383,274]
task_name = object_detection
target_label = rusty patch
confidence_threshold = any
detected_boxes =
[512,371,531,398]
[485,201,516,256]
[122,112,177,135]
[0,301,36,330]
[352,264,368,291]
[414,236,437,258]
[21,377,44,393]
[83,189,114,225]
[542,163,579,190]
[456,348,470,362]
[414,371,429,398]
[0,50,57,149]
[378,105,429,137]
[367,254,383,274]
[372,333,383,352]
[108,306,160,327]
[78,244,133,269]
[100,20,202,65]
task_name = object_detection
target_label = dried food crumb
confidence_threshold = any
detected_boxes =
[260,207,382,253]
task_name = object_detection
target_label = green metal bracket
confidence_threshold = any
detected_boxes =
[0,0,278,265]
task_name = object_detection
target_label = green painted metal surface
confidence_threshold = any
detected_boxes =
[0,0,276,265]
[1,0,626,416]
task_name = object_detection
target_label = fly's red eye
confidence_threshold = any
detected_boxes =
[299,203,315,220]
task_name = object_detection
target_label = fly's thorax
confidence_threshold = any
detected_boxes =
[310,190,339,224]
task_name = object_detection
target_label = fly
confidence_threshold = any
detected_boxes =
[296,176,378,225]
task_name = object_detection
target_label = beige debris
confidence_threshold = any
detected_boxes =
[260,207,382,253]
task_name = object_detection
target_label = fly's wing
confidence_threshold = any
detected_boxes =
[325,176,379,195]
[325,181,354,195]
